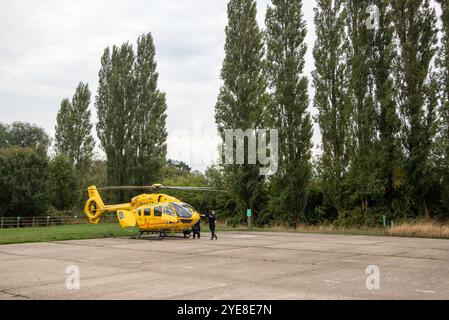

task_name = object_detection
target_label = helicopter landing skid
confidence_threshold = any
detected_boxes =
[134,231,192,240]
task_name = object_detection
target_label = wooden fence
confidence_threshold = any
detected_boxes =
[0,215,117,229]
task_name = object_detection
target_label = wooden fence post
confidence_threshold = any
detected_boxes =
[32,217,35,227]
[47,216,50,227]
[17,217,20,228]
[1,216,3,229]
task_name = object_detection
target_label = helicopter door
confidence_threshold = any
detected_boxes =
[135,208,151,229]
[153,206,164,228]
[117,210,136,228]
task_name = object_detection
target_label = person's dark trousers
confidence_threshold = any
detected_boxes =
[210,226,218,240]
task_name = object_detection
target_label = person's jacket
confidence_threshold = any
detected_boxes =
[207,214,216,227]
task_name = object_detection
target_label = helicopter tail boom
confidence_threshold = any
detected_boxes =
[84,186,134,224]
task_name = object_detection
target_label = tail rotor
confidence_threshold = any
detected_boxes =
[84,186,106,224]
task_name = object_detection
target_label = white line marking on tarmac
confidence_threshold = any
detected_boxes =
[229,235,257,239]
[415,289,435,294]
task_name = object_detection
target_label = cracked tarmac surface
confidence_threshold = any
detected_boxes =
[0,231,449,299]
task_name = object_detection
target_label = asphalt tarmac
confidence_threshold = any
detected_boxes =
[0,231,448,299]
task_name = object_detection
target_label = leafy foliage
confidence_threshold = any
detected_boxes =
[0,147,50,216]
[48,155,77,211]
[0,122,51,153]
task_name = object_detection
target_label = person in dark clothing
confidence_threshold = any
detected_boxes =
[192,219,201,239]
[207,210,218,240]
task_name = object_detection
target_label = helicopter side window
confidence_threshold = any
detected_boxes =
[165,206,175,217]
[144,208,151,216]
[154,207,163,217]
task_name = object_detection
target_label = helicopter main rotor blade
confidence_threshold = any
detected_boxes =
[159,186,227,193]
[94,185,227,193]
[95,186,156,191]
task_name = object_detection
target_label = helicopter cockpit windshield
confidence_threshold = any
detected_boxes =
[171,203,194,218]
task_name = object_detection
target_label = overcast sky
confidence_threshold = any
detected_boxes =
[0,0,318,171]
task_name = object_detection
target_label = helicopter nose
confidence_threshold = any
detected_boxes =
[192,212,200,222]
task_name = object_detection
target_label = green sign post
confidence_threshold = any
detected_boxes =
[246,209,252,229]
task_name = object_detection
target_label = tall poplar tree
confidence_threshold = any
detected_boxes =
[346,0,379,214]
[55,82,95,176]
[133,33,167,186]
[265,0,313,224]
[70,83,95,174]
[391,0,439,217]
[215,0,268,221]
[0,123,8,148]
[438,1,449,112]
[369,0,401,214]
[55,98,72,156]
[96,43,136,201]
[313,0,351,213]
[436,0,449,211]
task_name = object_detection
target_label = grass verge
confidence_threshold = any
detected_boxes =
[0,223,137,245]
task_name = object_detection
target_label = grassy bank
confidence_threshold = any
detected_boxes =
[218,221,449,239]
[388,221,449,239]
[217,224,386,237]
[0,223,137,245]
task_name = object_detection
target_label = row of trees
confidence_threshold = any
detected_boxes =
[0,118,183,216]
[313,0,445,223]
[212,0,449,226]
[0,123,80,216]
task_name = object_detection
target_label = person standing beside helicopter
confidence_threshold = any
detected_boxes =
[207,210,218,240]
[192,218,201,239]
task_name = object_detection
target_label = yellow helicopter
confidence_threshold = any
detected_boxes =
[84,184,222,240]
